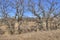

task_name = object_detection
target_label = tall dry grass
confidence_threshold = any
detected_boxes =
[0,29,60,40]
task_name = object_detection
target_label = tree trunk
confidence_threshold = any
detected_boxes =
[46,19,48,30]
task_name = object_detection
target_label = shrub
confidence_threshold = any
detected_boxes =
[0,29,5,35]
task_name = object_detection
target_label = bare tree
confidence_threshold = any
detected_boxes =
[11,0,25,34]
[27,0,60,30]
[0,0,15,34]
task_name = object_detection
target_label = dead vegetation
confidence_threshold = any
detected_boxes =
[0,0,60,40]
[0,29,60,40]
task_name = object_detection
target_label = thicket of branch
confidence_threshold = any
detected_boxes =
[0,0,60,35]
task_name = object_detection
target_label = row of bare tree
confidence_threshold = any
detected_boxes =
[0,0,60,35]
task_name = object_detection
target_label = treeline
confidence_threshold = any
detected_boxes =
[0,0,60,35]
[0,17,60,35]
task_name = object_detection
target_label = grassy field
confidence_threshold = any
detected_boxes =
[0,29,60,40]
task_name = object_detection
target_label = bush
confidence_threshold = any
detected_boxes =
[0,29,5,35]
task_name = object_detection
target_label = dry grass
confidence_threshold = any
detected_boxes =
[0,29,60,40]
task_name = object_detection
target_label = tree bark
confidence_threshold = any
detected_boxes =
[46,19,48,30]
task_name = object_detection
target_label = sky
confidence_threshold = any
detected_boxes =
[0,0,60,17]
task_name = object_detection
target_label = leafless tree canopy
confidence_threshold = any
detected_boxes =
[0,0,60,34]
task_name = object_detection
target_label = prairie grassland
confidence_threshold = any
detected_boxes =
[0,29,60,40]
